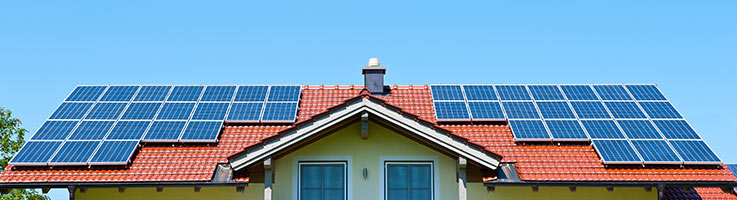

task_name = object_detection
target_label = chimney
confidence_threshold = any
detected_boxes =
[362,58,387,95]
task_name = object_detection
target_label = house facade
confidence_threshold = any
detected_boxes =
[1,59,736,200]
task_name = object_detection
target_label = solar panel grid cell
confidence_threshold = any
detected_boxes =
[9,141,63,165]
[604,102,647,119]
[191,103,229,120]
[496,85,531,100]
[49,141,101,165]
[430,85,464,101]
[560,85,599,100]
[467,101,505,120]
[581,120,625,139]
[592,140,641,163]
[616,120,662,139]
[502,102,540,119]
[652,120,700,139]
[545,120,588,140]
[180,121,222,141]
[31,121,79,140]
[167,86,204,101]
[106,121,150,140]
[89,140,139,164]
[156,103,196,120]
[669,140,720,163]
[133,86,171,101]
[536,102,576,119]
[593,85,633,100]
[68,121,114,140]
[121,103,162,120]
[99,86,139,102]
[639,102,682,119]
[65,86,107,101]
[50,103,94,119]
[262,102,299,122]
[267,86,301,101]
[527,85,565,100]
[143,121,186,141]
[201,86,236,102]
[630,140,682,163]
[463,85,497,100]
[626,85,667,100]
[85,103,128,120]
[227,103,263,121]
[509,120,550,140]
[569,101,611,119]
[234,86,269,101]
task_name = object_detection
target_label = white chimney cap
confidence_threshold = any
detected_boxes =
[368,58,380,67]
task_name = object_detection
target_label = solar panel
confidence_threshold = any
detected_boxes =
[156,103,196,120]
[261,102,298,122]
[592,140,641,164]
[496,85,531,100]
[121,103,162,120]
[593,85,632,100]
[604,102,646,119]
[89,140,139,165]
[560,85,598,100]
[9,141,63,165]
[106,121,150,140]
[569,101,611,119]
[85,103,127,119]
[669,140,720,163]
[143,121,186,142]
[430,85,464,101]
[652,120,700,139]
[726,164,737,178]
[226,103,263,121]
[581,120,625,139]
[433,102,470,120]
[463,85,497,100]
[626,85,666,100]
[630,140,681,164]
[527,85,565,100]
[167,86,204,101]
[66,86,106,101]
[49,103,93,119]
[545,120,588,140]
[191,103,230,120]
[134,86,171,101]
[536,102,575,119]
[509,120,550,140]
[49,141,100,165]
[616,120,662,139]
[99,86,139,101]
[468,102,504,120]
[234,86,268,101]
[502,102,539,119]
[68,121,114,140]
[180,121,222,142]
[639,102,682,119]
[267,86,301,101]
[31,121,79,140]
[201,86,236,102]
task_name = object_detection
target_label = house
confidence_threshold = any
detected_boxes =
[1,58,736,200]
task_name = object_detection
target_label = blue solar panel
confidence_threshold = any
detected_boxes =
[604,102,646,119]
[536,102,575,119]
[201,86,236,102]
[106,121,150,140]
[134,86,171,101]
[569,101,611,119]
[581,120,625,139]
[463,85,497,100]
[496,85,531,100]
[156,103,196,120]
[10,141,63,165]
[545,120,588,140]
[143,121,186,141]
[261,102,298,122]
[560,85,599,100]
[639,102,682,119]
[592,140,641,163]
[527,85,565,100]
[226,103,263,121]
[191,103,229,120]
[68,121,114,140]
[121,103,161,120]
[180,121,222,141]
[593,85,632,100]
[431,85,464,101]
[502,102,539,119]
[267,86,301,101]
[167,86,204,101]
[626,85,666,100]
[50,103,93,119]
[31,121,79,140]
[509,120,550,140]
[669,140,720,163]
[726,164,737,178]
[652,120,700,139]
[616,120,662,139]
[49,141,100,165]
[85,103,127,120]
[89,141,139,164]
[234,86,268,101]
[433,102,469,120]
[66,86,106,101]
[468,102,504,120]
[99,86,138,101]
[631,140,681,163]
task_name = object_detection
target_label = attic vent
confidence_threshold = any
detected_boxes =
[362,58,387,95]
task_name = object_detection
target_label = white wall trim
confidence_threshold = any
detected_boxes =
[379,156,440,200]
[292,156,353,200]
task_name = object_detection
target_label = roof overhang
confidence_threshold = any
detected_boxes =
[484,180,737,188]
[229,97,502,171]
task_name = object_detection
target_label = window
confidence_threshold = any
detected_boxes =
[385,162,433,200]
[299,162,347,200]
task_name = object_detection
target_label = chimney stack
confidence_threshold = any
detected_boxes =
[362,58,387,95]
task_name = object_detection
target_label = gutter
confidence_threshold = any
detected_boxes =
[484,181,737,188]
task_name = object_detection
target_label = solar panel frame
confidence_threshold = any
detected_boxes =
[580,120,626,139]
[200,86,237,102]
[630,139,683,164]
[560,85,599,100]
[49,102,94,119]
[226,103,264,122]
[433,101,470,121]
[166,86,204,102]
[569,101,612,119]
[592,139,643,164]
[626,84,667,101]
[604,101,647,119]
[496,85,532,100]
[48,141,102,166]
[467,101,505,121]
[88,140,139,165]
[616,120,663,139]
[261,102,299,122]
[652,120,701,139]
[191,102,230,120]
[8,141,64,166]
[142,121,187,142]
[68,120,115,140]
[99,86,139,102]
[266,85,302,102]
[179,121,223,142]
[105,120,151,140]
[527,85,565,100]
[669,140,721,164]
[65,86,107,102]
[536,101,576,119]
[156,103,196,120]
[638,102,683,119]
[501,102,540,119]
[509,120,552,141]
[430,85,465,101]
[84,102,128,120]
[120,102,162,120]
[545,120,589,141]
[133,86,172,101]
[234,85,269,102]
[30,120,80,140]
[592,85,633,100]
[462,85,498,101]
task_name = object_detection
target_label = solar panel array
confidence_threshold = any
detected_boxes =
[10,85,301,166]
[430,84,721,165]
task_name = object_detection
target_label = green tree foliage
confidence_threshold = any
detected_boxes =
[0,107,49,200]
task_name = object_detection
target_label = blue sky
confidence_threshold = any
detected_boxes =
[2,1,736,199]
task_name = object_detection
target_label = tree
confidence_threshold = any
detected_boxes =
[0,107,49,200]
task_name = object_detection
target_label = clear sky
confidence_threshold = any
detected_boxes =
[2,1,736,199]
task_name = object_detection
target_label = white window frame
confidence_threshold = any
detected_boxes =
[293,156,352,200]
[379,156,439,200]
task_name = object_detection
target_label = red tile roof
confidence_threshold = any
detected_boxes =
[2,85,736,189]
